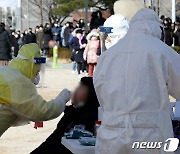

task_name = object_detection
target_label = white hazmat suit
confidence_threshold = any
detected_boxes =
[94,9,180,154]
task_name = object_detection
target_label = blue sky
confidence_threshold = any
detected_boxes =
[0,0,18,8]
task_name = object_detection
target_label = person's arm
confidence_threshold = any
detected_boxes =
[5,32,13,47]
[97,41,101,56]
[166,49,180,100]
[61,29,64,38]
[30,106,75,154]
[83,43,89,60]
[72,38,81,50]
[10,78,71,122]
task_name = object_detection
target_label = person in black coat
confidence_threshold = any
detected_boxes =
[25,28,37,44]
[64,22,71,48]
[164,18,173,46]
[11,32,20,57]
[71,29,87,75]
[31,77,99,154]
[174,24,180,46]
[43,23,52,56]
[90,11,105,30]
[0,23,13,65]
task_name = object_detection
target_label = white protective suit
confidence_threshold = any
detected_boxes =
[94,8,180,154]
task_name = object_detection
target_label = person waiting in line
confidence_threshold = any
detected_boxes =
[64,22,71,48]
[69,28,80,74]
[31,77,99,154]
[43,23,52,56]
[0,23,13,66]
[51,23,61,45]
[84,31,101,77]
[25,28,37,44]
[36,25,44,50]
[72,29,87,78]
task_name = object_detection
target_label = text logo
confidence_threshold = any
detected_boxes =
[132,138,179,152]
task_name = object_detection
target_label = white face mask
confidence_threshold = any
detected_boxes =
[105,35,122,49]
[33,73,40,85]
[73,102,85,108]
[76,33,81,38]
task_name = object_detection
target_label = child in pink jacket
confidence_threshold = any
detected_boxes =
[84,32,100,77]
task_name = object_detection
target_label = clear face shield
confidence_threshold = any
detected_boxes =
[17,54,46,85]
[99,26,113,52]
[33,57,46,86]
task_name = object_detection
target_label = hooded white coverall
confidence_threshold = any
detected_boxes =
[0,44,70,137]
[94,9,180,154]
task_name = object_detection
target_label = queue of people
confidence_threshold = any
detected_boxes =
[0,10,107,78]
[160,15,180,46]
[0,22,13,66]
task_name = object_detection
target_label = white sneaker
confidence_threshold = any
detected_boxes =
[72,70,76,74]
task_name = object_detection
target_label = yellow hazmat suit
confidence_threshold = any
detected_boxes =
[0,43,70,137]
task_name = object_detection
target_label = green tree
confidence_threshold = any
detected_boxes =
[54,0,117,17]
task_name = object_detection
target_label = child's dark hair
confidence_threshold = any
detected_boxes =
[80,77,100,109]
[76,29,83,34]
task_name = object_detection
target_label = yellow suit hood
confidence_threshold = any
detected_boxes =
[9,43,41,81]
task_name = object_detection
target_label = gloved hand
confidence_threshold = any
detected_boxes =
[54,89,71,113]
[57,89,71,103]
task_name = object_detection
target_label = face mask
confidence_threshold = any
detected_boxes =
[54,24,58,27]
[33,73,40,85]
[76,33,81,38]
[105,35,122,49]
[91,37,98,41]
[73,102,85,108]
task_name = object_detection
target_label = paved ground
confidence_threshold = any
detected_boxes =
[0,64,79,154]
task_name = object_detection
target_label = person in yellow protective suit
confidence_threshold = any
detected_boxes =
[0,43,71,137]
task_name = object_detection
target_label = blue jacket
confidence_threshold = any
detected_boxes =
[51,27,61,41]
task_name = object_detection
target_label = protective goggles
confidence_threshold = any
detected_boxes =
[99,26,113,34]
[17,54,46,64]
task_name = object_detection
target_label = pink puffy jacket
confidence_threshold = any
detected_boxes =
[84,40,100,64]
